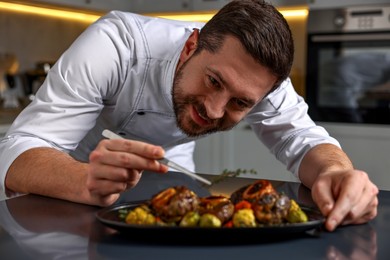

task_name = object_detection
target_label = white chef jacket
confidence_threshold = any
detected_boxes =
[0,11,340,196]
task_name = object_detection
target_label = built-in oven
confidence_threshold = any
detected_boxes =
[305,4,390,124]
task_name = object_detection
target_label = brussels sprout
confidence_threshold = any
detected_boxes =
[155,219,176,226]
[125,206,156,225]
[286,200,308,223]
[199,213,222,227]
[232,208,257,227]
[179,211,200,227]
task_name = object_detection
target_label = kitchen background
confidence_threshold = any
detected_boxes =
[0,0,389,191]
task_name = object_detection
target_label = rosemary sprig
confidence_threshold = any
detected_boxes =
[209,168,257,185]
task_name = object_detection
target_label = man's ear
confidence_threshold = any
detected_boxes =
[179,28,200,63]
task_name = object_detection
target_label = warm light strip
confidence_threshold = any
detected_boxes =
[153,9,308,22]
[279,9,308,18]
[0,1,308,23]
[156,13,215,22]
[0,1,100,23]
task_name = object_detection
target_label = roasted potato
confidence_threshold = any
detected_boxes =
[232,208,257,227]
[125,205,156,225]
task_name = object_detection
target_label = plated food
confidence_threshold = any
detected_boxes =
[118,180,309,228]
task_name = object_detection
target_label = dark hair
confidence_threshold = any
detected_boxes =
[196,0,294,88]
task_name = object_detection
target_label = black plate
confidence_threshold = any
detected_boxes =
[96,202,325,244]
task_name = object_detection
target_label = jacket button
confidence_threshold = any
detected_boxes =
[137,112,145,115]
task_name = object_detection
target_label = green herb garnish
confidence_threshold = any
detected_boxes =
[210,168,257,185]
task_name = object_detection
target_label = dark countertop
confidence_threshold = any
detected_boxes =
[0,172,389,260]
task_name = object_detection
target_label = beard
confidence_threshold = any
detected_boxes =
[172,60,238,137]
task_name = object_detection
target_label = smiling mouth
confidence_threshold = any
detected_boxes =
[191,105,212,127]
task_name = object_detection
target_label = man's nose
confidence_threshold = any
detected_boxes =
[204,93,227,119]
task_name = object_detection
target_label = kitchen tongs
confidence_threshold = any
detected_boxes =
[102,129,212,185]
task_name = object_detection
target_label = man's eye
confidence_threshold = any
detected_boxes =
[232,99,250,110]
[208,76,220,88]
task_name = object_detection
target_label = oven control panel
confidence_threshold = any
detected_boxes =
[342,5,390,30]
[308,4,390,33]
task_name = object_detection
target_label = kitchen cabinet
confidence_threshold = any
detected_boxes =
[26,0,134,12]
[191,0,230,12]
[22,0,225,13]
[22,0,309,13]
[308,0,390,9]
[131,0,192,13]
[269,0,308,7]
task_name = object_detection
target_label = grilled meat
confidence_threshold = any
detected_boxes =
[199,195,235,223]
[252,193,291,224]
[230,179,277,204]
[150,186,200,222]
[230,180,291,224]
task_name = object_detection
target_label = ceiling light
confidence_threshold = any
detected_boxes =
[0,1,100,23]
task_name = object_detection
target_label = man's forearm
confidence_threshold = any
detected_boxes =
[5,147,91,203]
[298,143,354,188]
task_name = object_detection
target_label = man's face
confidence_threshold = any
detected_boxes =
[172,35,277,137]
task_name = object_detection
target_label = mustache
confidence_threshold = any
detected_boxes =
[195,103,211,123]
[191,100,222,127]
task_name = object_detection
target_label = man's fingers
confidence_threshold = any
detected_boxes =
[91,140,166,172]
[347,185,378,220]
[311,178,335,216]
[101,139,165,159]
[126,169,143,189]
[86,138,167,206]
[341,186,379,226]
[87,167,143,193]
[87,176,127,195]
[321,171,378,231]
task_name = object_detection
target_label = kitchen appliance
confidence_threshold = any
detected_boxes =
[0,53,23,108]
[24,61,53,97]
[305,4,390,124]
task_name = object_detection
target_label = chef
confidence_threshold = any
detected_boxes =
[0,0,378,231]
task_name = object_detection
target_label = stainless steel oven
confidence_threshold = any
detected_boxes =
[305,4,390,124]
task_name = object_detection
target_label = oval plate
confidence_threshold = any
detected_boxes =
[96,202,325,244]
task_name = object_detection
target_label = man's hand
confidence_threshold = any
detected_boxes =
[5,140,169,207]
[299,143,379,232]
[87,138,169,206]
[311,169,379,231]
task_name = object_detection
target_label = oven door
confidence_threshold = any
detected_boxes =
[306,31,390,124]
